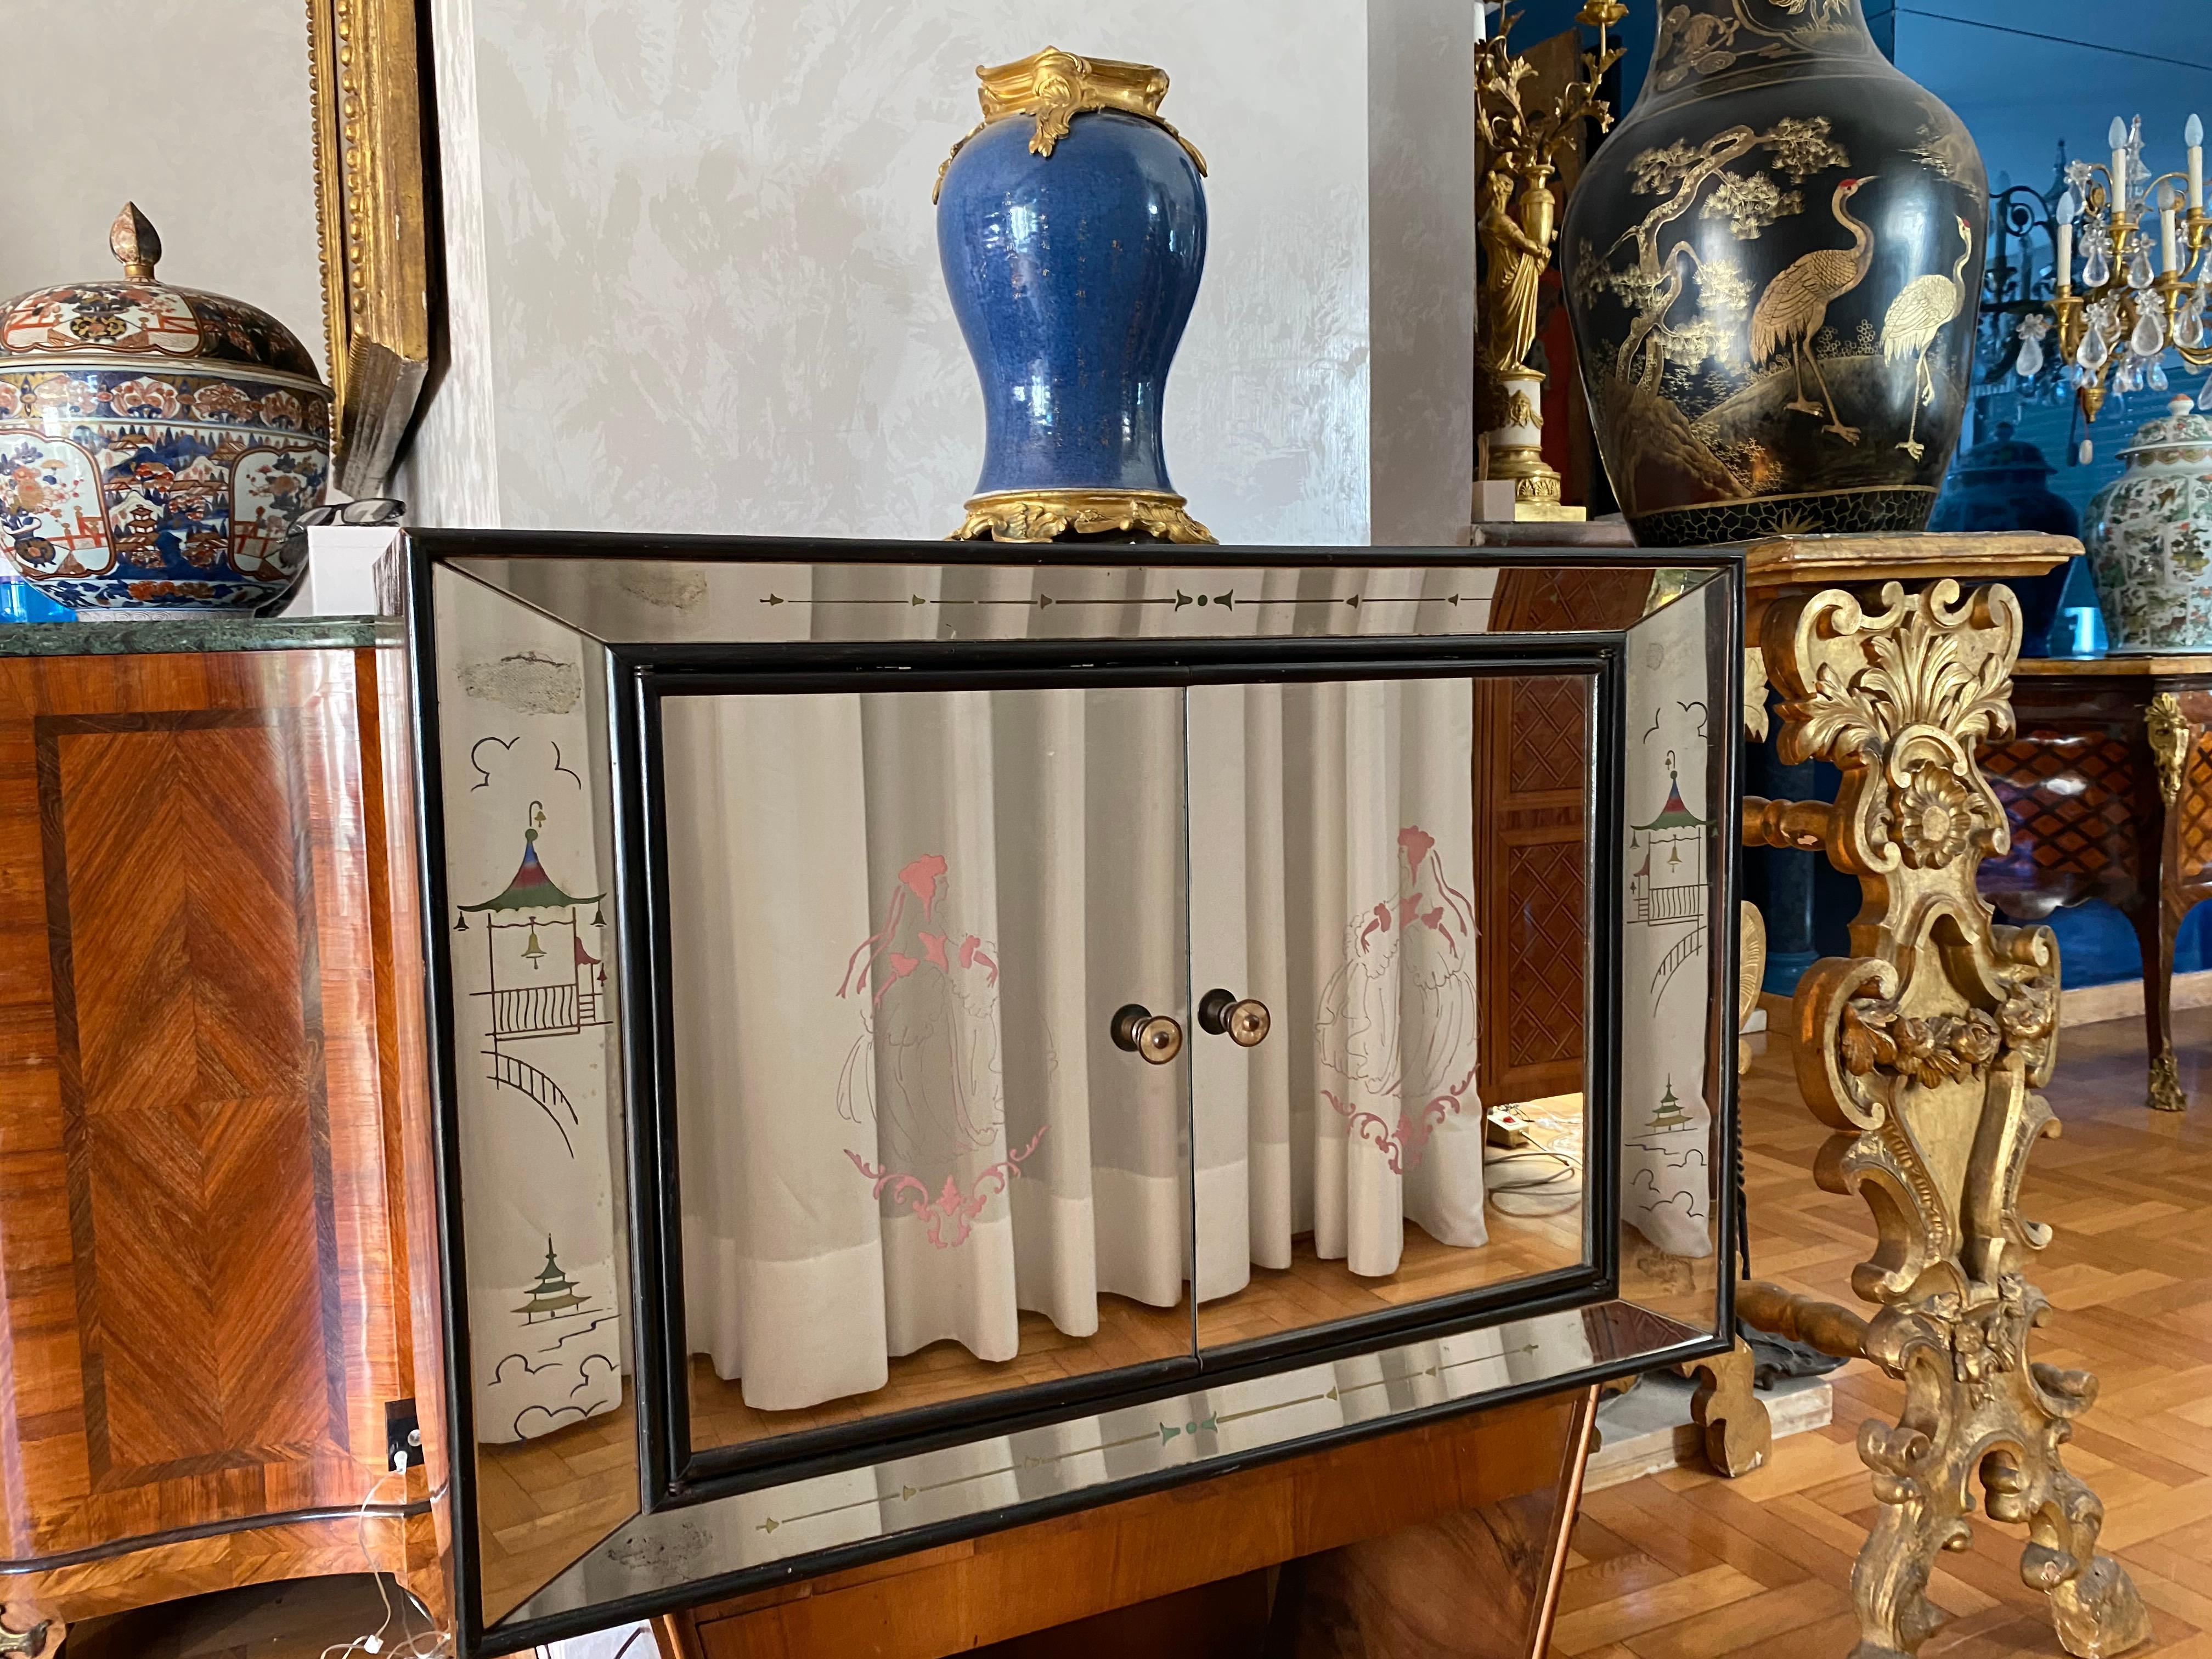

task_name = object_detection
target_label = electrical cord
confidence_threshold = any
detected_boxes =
[320,1458,449,1659]
[1483,1099,1586,1217]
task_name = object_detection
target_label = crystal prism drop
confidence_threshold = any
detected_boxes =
[2199,374,2212,411]
[2151,360,2170,391]
[2133,307,2166,356]
[2079,323,2111,370]
[2084,244,2112,287]
[2180,303,2206,350]
[2017,337,2045,377]
[2080,436,2096,464]
[2129,245,2155,289]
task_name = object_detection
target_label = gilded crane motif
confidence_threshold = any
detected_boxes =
[1881,213,1976,461]
[1748,174,1876,444]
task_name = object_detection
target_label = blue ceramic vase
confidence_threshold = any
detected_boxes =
[935,49,1212,543]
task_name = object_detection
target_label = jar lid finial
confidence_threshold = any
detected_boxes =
[109,202,161,281]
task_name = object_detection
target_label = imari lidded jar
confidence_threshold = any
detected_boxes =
[0,204,331,613]
[2083,395,2212,651]
[935,47,1213,543]
[1559,0,1987,546]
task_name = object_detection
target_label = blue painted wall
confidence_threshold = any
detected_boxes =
[1896,2,2212,986]
[1633,0,2212,989]
[1898,1,2212,527]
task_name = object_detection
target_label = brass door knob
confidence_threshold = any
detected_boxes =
[1110,1003,1185,1065]
[1199,988,1271,1047]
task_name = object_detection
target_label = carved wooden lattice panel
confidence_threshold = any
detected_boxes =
[1475,675,1587,1105]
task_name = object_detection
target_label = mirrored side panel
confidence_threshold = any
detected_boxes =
[1187,673,1594,1357]
[1615,573,1736,1339]
[430,567,637,1629]
[659,686,1199,1466]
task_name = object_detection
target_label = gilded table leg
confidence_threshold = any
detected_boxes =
[2146,693,2193,1111]
[1754,578,2148,1658]
[1679,1338,1770,1477]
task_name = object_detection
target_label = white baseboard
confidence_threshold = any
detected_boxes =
[2060,968,2212,1028]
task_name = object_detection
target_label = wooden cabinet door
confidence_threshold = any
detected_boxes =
[0,648,426,1611]
[1473,675,1588,1107]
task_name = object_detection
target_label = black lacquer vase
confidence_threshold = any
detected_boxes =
[1560,0,1987,546]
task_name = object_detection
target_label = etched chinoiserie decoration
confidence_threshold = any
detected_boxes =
[2083,394,2212,651]
[455,792,624,1446]
[935,48,1213,543]
[1560,0,1987,546]
[0,204,330,612]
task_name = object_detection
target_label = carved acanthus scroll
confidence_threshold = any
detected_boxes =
[1753,578,2148,1659]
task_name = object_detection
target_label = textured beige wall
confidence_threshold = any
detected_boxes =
[0,0,326,377]
[408,0,1475,545]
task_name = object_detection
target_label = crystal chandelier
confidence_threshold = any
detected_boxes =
[2051,114,2212,451]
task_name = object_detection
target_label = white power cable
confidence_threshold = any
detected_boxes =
[320,1458,450,1659]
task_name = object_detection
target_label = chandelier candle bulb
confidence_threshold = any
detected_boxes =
[2164,198,2180,273]
[2058,190,2075,290]
[2190,114,2204,212]
[2113,116,2131,208]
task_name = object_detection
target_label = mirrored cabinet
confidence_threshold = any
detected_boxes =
[387,535,1743,1653]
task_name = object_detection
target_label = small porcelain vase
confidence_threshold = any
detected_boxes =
[935,48,1212,543]
[2084,395,2212,651]
[0,204,330,614]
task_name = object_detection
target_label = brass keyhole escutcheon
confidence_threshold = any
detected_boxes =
[1198,988,1271,1048]
[1110,1003,1184,1065]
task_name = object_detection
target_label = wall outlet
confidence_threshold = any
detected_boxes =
[385,1399,424,1471]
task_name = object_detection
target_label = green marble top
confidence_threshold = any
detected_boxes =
[0,616,391,657]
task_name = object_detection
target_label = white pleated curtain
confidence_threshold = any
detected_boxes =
[667,566,1491,1414]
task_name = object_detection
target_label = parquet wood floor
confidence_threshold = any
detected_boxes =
[1560,999,2212,1658]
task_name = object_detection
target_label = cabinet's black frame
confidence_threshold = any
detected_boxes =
[396,531,1745,1658]
[617,636,1625,1508]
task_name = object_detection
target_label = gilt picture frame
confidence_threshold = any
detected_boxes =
[307,0,432,494]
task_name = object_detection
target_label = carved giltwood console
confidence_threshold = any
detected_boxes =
[1740,533,2149,1659]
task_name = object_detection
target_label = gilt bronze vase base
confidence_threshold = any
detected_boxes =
[949,488,1215,545]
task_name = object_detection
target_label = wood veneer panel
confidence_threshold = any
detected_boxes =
[1474,675,1588,1107]
[676,1390,1590,1659]
[0,649,422,1613]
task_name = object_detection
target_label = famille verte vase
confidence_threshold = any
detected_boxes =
[1560,0,1987,546]
[0,204,331,614]
[935,47,1213,543]
[2083,395,2212,651]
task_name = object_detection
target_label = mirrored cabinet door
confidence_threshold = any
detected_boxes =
[1185,675,1593,1358]
[658,685,1198,1462]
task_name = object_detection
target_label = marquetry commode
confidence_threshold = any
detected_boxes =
[0,619,444,1649]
